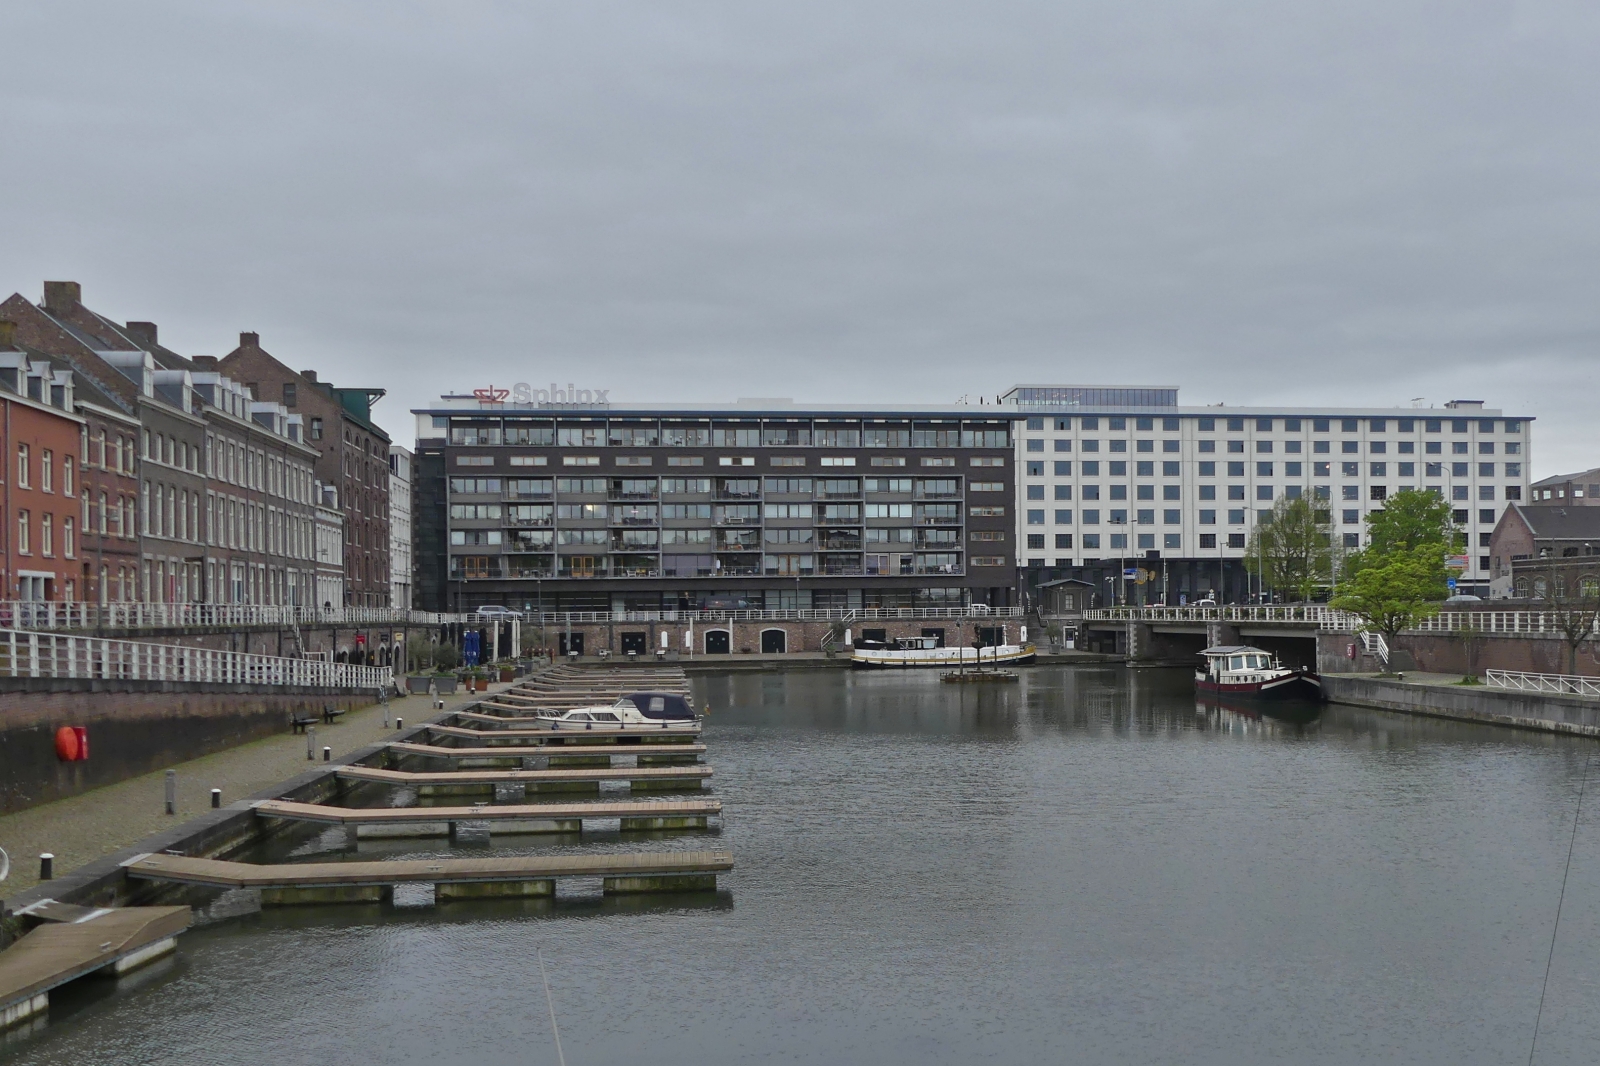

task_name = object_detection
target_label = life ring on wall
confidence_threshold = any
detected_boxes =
[55,726,81,761]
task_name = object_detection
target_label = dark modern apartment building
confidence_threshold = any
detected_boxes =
[412,395,1020,613]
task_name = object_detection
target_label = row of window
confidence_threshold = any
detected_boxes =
[1024,505,1503,527]
[1025,460,1524,479]
[447,476,1002,497]
[15,445,74,496]
[1025,438,1523,455]
[446,420,1011,449]
[449,503,1010,522]
[459,453,1009,471]
[1021,415,1522,433]
[13,511,74,558]
[1027,481,1521,502]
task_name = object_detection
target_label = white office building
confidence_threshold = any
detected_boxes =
[1005,385,1532,602]
[389,445,413,610]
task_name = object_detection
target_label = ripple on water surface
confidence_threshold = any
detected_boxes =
[11,666,1600,1065]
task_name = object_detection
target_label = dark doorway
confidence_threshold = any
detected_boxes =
[621,631,648,654]
[921,627,946,647]
[761,629,786,654]
[861,628,888,644]
[705,630,731,654]
[559,631,585,655]
[976,626,1005,648]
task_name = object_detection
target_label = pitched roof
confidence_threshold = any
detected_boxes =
[1532,468,1600,489]
[1510,505,1600,540]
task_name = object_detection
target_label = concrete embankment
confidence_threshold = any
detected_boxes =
[1322,674,1600,738]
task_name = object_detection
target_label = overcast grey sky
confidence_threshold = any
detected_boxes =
[4,0,1597,472]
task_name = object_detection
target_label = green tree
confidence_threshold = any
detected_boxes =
[1344,488,1463,575]
[1331,543,1451,659]
[1243,495,1337,602]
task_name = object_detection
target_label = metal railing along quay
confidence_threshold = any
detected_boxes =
[1485,669,1600,698]
[1082,606,1598,637]
[520,606,1024,624]
[0,630,391,690]
[0,602,477,632]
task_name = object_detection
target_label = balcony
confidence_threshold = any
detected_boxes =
[608,490,659,502]
[714,491,762,502]
[608,515,660,526]
[715,515,761,526]
[914,490,962,500]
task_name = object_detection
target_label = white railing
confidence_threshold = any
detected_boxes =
[521,606,1024,624]
[1083,606,1363,628]
[0,602,477,632]
[1359,630,1390,668]
[0,630,390,689]
[1486,669,1600,698]
[1082,606,1600,638]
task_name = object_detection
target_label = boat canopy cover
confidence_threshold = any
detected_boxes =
[1199,645,1269,657]
[622,692,695,720]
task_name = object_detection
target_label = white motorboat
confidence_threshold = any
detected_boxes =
[533,691,700,728]
[1195,645,1322,701]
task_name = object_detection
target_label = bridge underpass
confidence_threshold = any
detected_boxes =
[1082,617,1320,670]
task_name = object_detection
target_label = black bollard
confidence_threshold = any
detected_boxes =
[211,788,221,809]
[39,852,53,881]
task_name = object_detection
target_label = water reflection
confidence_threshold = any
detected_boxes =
[10,666,1600,1066]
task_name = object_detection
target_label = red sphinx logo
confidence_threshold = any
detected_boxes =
[473,386,510,403]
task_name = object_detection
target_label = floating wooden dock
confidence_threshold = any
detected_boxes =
[337,763,711,794]
[254,796,720,834]
[432,719,702,742]
[0,906,190,1029]
[388,740,704,764]
[122,850,733,903]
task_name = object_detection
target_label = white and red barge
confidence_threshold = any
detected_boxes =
[1195,645,1322,701]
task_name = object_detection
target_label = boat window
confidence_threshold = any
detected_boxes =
[1252,655,1267,669]
[1228,656,1243,671]
[649,696,666,714]
[592,712,619,722]
[571,712,593,721]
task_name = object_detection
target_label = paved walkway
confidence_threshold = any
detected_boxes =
[0,684,513,897]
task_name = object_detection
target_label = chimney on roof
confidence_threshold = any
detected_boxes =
[303,369,317,382]
[240,331,259,348]
[192,355,219,368]
[126,321,158,348]
[42,281,81,313]
[0,321,15,349]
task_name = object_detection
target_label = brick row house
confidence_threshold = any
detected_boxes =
[0,328,88,602]
[0,282,320,605]
[220,337,392,607]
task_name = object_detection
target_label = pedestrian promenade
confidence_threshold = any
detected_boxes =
[0,684,516,896]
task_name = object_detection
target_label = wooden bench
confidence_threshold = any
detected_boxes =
[322,706,347,725]
[290,714,318,734]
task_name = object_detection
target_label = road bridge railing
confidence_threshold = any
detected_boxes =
[1084,606,1599,638]
[0,629,391,690]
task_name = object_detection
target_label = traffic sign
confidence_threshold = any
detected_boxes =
[1123,568,1138,578]
[1447,577,1457,591]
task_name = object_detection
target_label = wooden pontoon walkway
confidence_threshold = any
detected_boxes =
[122,850,734,901]
[433,719,702,741]
[254,796,720,828]
[0,906,190,1028]
[337,764,712,787]
[389,740,704,761]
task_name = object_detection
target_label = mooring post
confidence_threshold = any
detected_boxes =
[323,746,332,762]
[306,726,316,760]
[395,717,403,731]
[164,770,177,815]
[211,788,221,809]
[39,853,53,881]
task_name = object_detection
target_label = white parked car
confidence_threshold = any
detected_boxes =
[475,605,523,619]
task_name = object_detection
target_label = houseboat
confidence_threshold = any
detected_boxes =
[1195,645,1322,700]
[850,636,1037,669]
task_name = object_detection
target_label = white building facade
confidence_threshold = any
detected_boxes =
[1006,385,1532,602]
[388,445,413,610]
[313,482,346,610]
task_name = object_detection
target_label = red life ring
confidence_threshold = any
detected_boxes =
[55,726,80,762]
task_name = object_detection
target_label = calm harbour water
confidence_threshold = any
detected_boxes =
[9,665,1600,1065]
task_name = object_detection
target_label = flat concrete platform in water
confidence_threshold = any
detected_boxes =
[121,850,733,900]
[0,906,190,1027]
[253,797,720,825]
[435,718,702,740]
[388,740,706,761]
[337,764,712,786]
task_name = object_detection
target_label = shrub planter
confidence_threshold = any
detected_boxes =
[499,668,516,682]
[432,675,459,695]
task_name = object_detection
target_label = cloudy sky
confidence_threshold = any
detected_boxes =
[3,0,1597,473]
